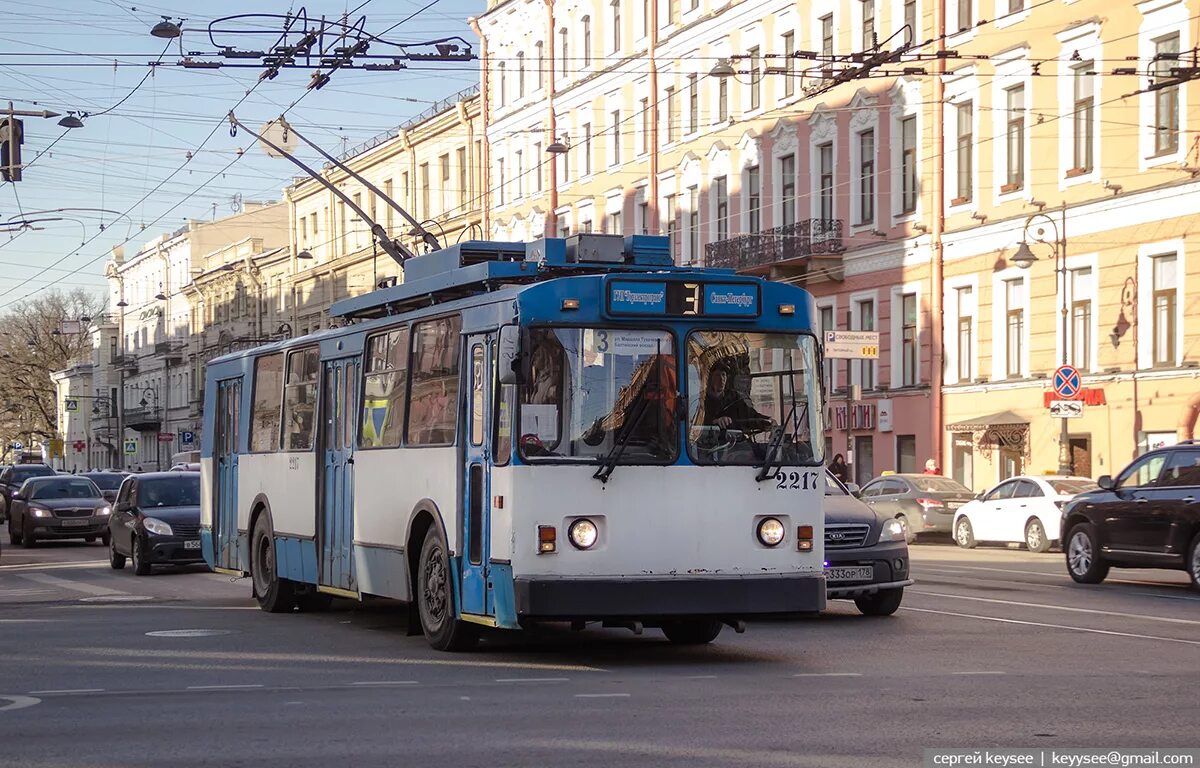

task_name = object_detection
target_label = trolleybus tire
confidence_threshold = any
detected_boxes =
[251,515,296,612]
[661,619,723,645]
[416,526,479,652]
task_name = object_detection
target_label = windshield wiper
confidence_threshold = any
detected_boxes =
[593,344,665,484]
[755,400,801,482]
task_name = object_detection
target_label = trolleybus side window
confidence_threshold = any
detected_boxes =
[359,328,408,449]
[249,353,284,453]
[494,357,515,466]
[470,343,485,447]
[282,347,320,451]
[407,315,462,446]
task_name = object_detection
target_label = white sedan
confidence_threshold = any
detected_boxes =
[952,475,1098,552]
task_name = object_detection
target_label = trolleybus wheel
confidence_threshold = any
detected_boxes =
[661,619,723,645]
[251,515,295,612]
[417,526,479,652]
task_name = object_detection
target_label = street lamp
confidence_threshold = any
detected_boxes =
[709,59,737,78]
[1009,209,1071,476]
[150,16,182,39]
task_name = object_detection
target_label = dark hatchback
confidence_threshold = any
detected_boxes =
[1061,442,1200,590]
[824,472,912,615]
[0,464,57,523]
[858,474,976,542]
[6,476,112,546]
[81,471,130,503]
[108,472,204,575]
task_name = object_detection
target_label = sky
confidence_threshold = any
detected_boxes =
[0,0,483,310]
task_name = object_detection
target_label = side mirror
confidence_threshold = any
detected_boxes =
[11,493,24,502]
[115,501,133,513]
[845,482,861,497]
[497,324,524,386]
[1097,475,1114,491]
[975,492,985,500]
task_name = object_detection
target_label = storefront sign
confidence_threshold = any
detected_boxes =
[828,404,876,431]
[1042,388,1106,408]
[877,399,893,432]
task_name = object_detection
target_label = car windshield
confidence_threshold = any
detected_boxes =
[11,467,54,483]
[516,327,678,463]
[30,479,102,499]
[1050,479,1098,495]
[85,474,127,490]
[139,476,202,507]
[686,331,823,466]
[908,477,971,494]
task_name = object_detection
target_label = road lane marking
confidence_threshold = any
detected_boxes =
[0,695,41,712]
[910,590,1200,626]
[350,681,419,686]
[185,684,265,690]
[684,675,718,679]
[792,672,862,678]
[29,689,105,694]
[495,677,570,683]
[0,561,108,572]
[73,648,604,672]
[18,572,123,597]
[917,563,1193,589]
[950,671,1006,676]
[902,606,1200,647]
[574,693,630,698]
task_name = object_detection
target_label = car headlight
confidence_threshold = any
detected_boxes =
[97,506,112,516]
[567,518,598,550]
[30,506,51,518]
[143,517,173,536]
[757,517,786,547]
[881,518,906,542]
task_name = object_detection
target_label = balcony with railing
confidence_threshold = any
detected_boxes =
[123,406,161,432]
[703,219,845,277]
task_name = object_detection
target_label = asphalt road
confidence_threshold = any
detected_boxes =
[1,538,1197,768]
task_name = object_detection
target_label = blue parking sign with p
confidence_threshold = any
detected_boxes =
[181,430,195,446]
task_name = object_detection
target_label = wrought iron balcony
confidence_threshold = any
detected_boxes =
[123,406,161,432]
[703,219,844,272]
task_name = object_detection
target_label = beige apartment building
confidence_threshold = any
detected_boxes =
[475,0,1199,489]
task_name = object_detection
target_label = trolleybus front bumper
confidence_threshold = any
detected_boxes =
[513,572,824,619]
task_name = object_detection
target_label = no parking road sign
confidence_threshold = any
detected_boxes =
[1052,365,1081,399]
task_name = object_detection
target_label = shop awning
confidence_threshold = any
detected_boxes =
[944,410,1028,432]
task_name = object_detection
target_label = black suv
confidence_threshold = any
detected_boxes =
[1061,441,1200,590]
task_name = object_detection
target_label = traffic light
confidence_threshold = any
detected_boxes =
[0,117,24,182]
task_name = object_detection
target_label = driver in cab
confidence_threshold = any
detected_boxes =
[700,364,772,433]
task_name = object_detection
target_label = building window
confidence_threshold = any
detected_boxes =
[665,193,680,261]
[1007,0,1022,13]
[668,0,680,24]
[748,46,761,111]
[533,142,542,191]
[717,77,728,123]
[818,143,834,222]
[517,52,525,98]
[420,163,430,217]
[896,434,916,474]
[857,299,875,390]
[780,154,796,227]
[1005,278,1024,378]
[606,211,622,235]
[582,16,591,67]
[514,150,523,199]
[690,0,698,10]
[688,74,699,134]
[496,159,504,205]
[559,28,568,78]
[902,292,918,386]
[955,100,972,202]
[535,41,544,89]
[583,122,592,176]
[643,0,651,36]
[1152,254,1177,366]
[638,200,649,234]
[1154,34,1180,155]
[862,0,876,50]
[857,130,875,224]
[746,164,761,233]
[957,0,971,31]
[687,185,699,264]
[901,115,917,213]
[783,32,795,98]
[1071,62,1094,173]
[952,432,973,488]
[957,286,973,382]
[640,97,651,154]
[819,305,835,394]
[904,0,917,45]
[714,176,728,241]
[1069,267,1092,372]
[610,110,622,166]
[611,0,621,53]
[666,86,678,143]
[1004,84,1025,190]
[821,14,834,60]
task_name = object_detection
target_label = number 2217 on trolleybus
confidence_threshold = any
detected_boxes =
[200,234,827,650]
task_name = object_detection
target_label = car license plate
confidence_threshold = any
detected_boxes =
[184,540,201,550]
[60,519,90,527]
[826,566,874,583]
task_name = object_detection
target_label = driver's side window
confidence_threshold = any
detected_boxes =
[116,478,134,506]
[1118,454,1167,489]
[986,482,1016,501]
[860,481,883,498]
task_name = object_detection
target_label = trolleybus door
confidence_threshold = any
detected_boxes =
[318,357,359,593]
[214,377,241,571]
[460,335,493,617]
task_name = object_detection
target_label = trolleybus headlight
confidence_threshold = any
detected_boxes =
[568,518,598,550]
[757,517,786,547]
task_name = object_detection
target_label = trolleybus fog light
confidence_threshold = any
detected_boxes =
[757,517,786,547]
[537,525,557,554]
[796,525,814,552]
[568,518,598,549]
